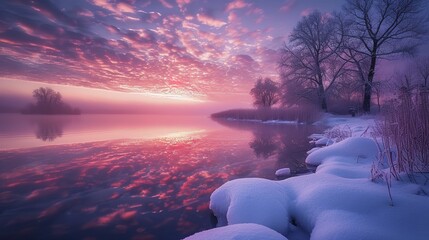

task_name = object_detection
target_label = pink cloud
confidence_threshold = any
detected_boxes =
[280,0,295,12]
[116,2,135,13]
[177,30,203,57]
[91,0,115,12]
[77,9,94,18]
[0,0,288,104]
[226,0,249,12]
[91,0,138,21]
[228,12,239,23]
[196,14,227,28]
[105,24,120,34]
[159,0,174,9]
[300,8,313,16]
[138,11,162,23]
[176,0,191,8]
[182,20,199,30]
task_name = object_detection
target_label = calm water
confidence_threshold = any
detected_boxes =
[0,114,321,240]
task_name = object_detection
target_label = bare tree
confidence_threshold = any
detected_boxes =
[279,11,346,111]
[250,77,280,108]
[343,0,427,112]
[33,87,62,112]
[22,87,80,114]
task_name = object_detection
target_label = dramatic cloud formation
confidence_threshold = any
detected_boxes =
[0,0,345,105]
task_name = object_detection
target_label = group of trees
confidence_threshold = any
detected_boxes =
[252,0,427,113]
[22,87,80,115]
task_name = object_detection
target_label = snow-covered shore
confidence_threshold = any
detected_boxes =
[185,115,429,240]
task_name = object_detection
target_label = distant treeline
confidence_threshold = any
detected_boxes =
[22,87,81,115]
[211,106,321,124]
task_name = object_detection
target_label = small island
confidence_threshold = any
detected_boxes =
[211,77,321,124]
[21,87,81,115]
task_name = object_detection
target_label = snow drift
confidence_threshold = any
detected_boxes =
[186,116,429,240]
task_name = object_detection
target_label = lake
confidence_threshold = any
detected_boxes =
[0,114,321,240]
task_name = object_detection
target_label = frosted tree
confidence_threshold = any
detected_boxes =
[280,11,346,111]
[343,0,427,112]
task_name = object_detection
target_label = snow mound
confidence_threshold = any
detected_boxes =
[306,137,377,166]
[184,223,288,240]
[189,116,429,240]
[275,168,291,178]
[210,178,289,234]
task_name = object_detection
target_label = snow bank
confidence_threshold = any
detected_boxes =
[184,223,288,240]
[291,175,429,240]
[305,137,378,166]
[187,116,429,240]
[210,178,290,234]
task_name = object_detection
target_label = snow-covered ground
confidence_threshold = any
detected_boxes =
[185,114,429,240]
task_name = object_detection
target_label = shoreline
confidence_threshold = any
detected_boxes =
[185,115,429,240]
[215,117,304,125]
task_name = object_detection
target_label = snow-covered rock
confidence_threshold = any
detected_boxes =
[275,168,291,178]
[314,137,334,146]
[210,178,290,234]
[184,223,288,240]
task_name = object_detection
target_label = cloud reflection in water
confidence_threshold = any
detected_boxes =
[0,119,320,240]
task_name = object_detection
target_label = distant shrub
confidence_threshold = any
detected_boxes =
[211,105,322,124]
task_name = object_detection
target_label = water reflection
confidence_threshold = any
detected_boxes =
[0,115,321,240]
[0,131,276,239]
[35,118,64,141]
[250,128,281,159]
[0,114,220,150]
[213,119,320,175]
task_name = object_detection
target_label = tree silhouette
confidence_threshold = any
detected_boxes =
[250,77,280,108]
[343,0,427,112]
[280,11,346,111]
[22,87,80,114]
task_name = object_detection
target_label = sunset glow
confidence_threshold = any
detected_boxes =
[0,0,344,109]
[3,1,428,239]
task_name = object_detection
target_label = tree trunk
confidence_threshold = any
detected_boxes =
[363,83,372,112]
[321,95,327,111]
[363,49,377,113]
[318,84,328,111]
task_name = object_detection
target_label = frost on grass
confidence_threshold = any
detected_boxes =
[188,116,429,240]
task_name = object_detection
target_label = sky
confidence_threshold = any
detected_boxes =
[0,0,350,113]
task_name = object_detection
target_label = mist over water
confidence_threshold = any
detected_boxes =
[0,114,321,239]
